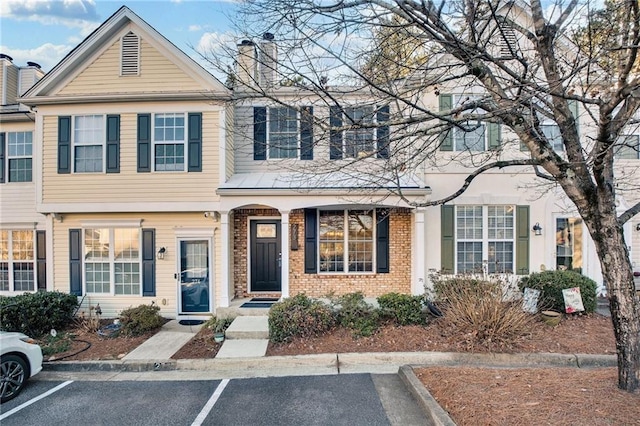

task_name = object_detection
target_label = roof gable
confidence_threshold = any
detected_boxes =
[21,6,229,102]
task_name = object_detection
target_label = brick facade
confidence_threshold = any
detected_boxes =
[233,207,413,298]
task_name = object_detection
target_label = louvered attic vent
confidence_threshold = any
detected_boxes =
[498,22,518,58]
[121,32,140,76]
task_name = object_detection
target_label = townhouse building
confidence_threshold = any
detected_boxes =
[2,4,638,319]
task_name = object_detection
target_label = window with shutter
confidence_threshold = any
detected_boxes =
[121,32,140,76]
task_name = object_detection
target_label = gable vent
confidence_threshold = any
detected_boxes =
[121,32,140,76]
[498,21,518,59]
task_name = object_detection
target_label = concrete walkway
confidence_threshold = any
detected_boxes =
[122,320,203,360]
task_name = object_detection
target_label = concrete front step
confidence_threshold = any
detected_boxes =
[225,315,269,339]
[216,339,269,358]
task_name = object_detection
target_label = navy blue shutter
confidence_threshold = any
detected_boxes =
[142,229,156,296]
[304,209,317,273]
[0,133,5,183]
[188,113,202,172]
[69,229,82,296]
[106,115,120,173]
[137,114,151,172]
[36,230,46,291]
[329,106,343,160]
[254,107,267,160]
[376,210,390,273]
[58,116,71,173]
[376,105,390,159]
[300,106,314,160]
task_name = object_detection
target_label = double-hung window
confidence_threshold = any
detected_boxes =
[541,124,563,152]
[439,94,500,152]
[456,205,514,273]
[344,107,375,158]
[84,228,141,295]
[616,135,639,159]
[268,107,298,159]
[0,230,35,292]
[319,210,374,273]
[154,113,185,171]
[74,115,105,173]
[6,132,33,182]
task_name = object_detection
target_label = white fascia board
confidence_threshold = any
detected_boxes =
[37,202,221,214]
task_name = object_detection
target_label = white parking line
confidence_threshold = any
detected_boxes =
[0,380,73,420]
[190,379,230,426]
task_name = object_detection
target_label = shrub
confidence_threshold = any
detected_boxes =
[519,270,597,313]
[0,291,79,337]
[433,276,535,351]
[329,292,380,337]
[204,316,234,333]
[269,294,335,343]
[119,304,165,336]
[377,292,425,326]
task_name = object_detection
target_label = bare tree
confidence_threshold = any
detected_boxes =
[219,0,640,391]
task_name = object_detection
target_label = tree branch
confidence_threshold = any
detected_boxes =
[618,201,640,224]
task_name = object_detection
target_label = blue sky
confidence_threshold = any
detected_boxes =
[0,0,239,72]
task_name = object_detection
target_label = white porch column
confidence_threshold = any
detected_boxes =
[413,208,426,295]
[218,211,231,308]
[280,210,290,298]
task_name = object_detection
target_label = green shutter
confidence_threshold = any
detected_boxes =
[441,205,455,273]
[106,115,120,173]
[188,112,202,172]
[488,122,501,150]
[69,229,82,296]
[568,99,579,133]
[137,114,151,172]
[515,205,530,275]
[439,95,453,151]
[58,116,71,174]
[142,228,156,296]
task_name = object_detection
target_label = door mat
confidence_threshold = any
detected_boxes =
[249,297,280,302]
[179,320,204,326]
[239,302,275,308]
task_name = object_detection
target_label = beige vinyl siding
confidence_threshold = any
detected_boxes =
[58,37,203,96]
[53,212,222,318]
[0,65,4,103]
[3,64,19,104]
[41,111,220,204]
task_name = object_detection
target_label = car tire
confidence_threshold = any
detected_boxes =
[1,354,28,403]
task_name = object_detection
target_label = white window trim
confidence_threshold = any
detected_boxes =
[266,107,301,160]
[152,112,187,172]
[7,131,33,183]
[1,229,36,292]
[454,205,515,274]
[317,209,376,274]
[71,114,106,174]
[82,227,142,296]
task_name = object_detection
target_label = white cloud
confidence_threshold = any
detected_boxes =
[189,24,203,32]
[0,43,73,72]
[0,0,99,28]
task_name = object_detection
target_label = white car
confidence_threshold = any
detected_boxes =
[1,331,43,403]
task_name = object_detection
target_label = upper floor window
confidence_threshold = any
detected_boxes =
[616,135,639,159]
[268,107,298,159]
[456,205,514,274]
[84,228,141,295]
[253,106,313,160]
[121,32,140,76]
[0,230,35,292]
[439,94,500,152]
[329,105,389,160]
[541,124,564,152]
[154,113,185,171]
[74,115,105,173]
[1,131,33,183]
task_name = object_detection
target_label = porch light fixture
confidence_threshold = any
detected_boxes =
[532,223,542,236]
[157,247,166,260]
[636,223,640,231]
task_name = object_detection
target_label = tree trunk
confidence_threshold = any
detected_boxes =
[588,217,640,392]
